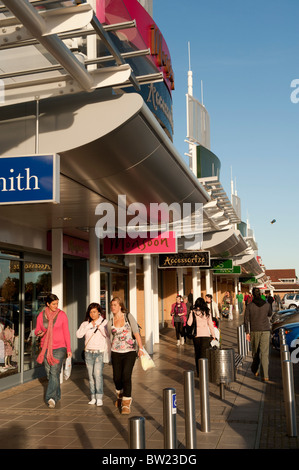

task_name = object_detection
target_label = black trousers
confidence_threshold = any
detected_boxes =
[111,351,136,397]
[193,336,211,375]
[174,321,184,340]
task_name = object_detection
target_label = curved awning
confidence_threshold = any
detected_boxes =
[0,91,210,234]
[200,228,247,257]
[234,253,264,276]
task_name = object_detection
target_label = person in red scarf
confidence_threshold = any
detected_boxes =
[35,293,72,408]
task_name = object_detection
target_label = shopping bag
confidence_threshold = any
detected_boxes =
[64,356,72,380]
[140,349,155,371]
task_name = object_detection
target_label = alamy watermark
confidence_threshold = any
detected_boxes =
[291,339,299,364]
[94,195,203,250]
[290,79,299,103]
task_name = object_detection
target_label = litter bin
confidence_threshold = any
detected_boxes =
[206,348,235,399]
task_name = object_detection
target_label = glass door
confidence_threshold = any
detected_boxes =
[23,262,52,371]
[0,258,20,378]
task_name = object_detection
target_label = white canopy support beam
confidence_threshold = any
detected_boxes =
[2,63,132,106]
[1,0,95,92]
[0,3,94,41]
[90,14,140,91]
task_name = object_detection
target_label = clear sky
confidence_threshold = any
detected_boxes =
[154,0,299,276]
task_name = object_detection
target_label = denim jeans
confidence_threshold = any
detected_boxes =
[85,351,104,399]
[44,347,66,403]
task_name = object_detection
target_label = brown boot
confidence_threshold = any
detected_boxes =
[114,390,123,408]
[121,397,132,415]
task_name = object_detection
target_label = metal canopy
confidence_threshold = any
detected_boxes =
[0,0,163,104]
[199,176,241,225]
[0,90,210,238]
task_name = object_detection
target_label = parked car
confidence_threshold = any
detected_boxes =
[281,293,299,309]
[271,307,299,351]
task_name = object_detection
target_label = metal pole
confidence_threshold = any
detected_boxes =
[35,97,39,154]
[199,358,210,432]
[163,388,177,449]
[237,325,244,356]
[279,328,286,346]
[280,344,290,369]
[183,370,197,449]
[282,360,297,437]
[129,417,146,449]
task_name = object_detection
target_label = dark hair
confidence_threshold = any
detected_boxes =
[252,287,261,298]
[85,302,103,322]
[110,297,127,313]
[205,294,212,300]
[194,297,210,316]
[45,293,59,305]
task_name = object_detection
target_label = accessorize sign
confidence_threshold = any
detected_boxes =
[159,251,210,268]
[0,154,60,204]
[103,232,177,255]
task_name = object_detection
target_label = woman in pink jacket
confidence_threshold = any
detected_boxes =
[35,293,72,409]
[171,295,187,346]
[187,297,215,376]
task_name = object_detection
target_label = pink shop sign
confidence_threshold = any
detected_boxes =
[103,232,177,255]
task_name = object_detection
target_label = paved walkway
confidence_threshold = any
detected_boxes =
[0,315,298,450]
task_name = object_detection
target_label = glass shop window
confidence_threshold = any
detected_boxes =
[0,259,20,378]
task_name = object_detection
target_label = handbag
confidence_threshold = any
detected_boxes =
[64,356,72,380]
[140,349,155,371]
[186,312,196,339]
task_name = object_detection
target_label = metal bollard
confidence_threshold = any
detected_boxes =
[279,328,286,346]
[163,388,177,449]
[237,325,245,357]
[282,360,297,437]
[183,370,197,449]
[280,344,290,369]
[199,358,210,432]
[129,416,146,449]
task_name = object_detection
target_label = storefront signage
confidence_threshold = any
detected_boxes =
[103,232,177,255]
[159,251,210,268]
[47,233,89,259]
[239,277,257,284]
[98,0,175,94]
[10,261,51,273]
[0,154,59,205]
[211,259,233,270]
[213,266,241,275]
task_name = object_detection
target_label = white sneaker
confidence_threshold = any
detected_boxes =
[96,399,103,407]
[176,340,180,346]
[48,398,55,409]
[88,399,96,405]
[180,337,184,345]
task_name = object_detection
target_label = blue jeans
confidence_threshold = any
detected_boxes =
[85,351,104,399]
[44,347,66,403]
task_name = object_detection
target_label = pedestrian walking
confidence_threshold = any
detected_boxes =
[170,295,187,345]
[236,290,244,315]
[35,293,72,408]
[244,287,272,381]
[187,297,216,376]
[107,297,144,415]
[205,294,220,322]
[76,303,110,406]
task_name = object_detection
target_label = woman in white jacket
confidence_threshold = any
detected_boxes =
[76,303,110,406]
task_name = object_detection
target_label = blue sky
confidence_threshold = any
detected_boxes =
[155,0,299,276]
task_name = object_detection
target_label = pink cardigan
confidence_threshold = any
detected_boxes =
[35,310,71,353]
[171,302,187,327]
